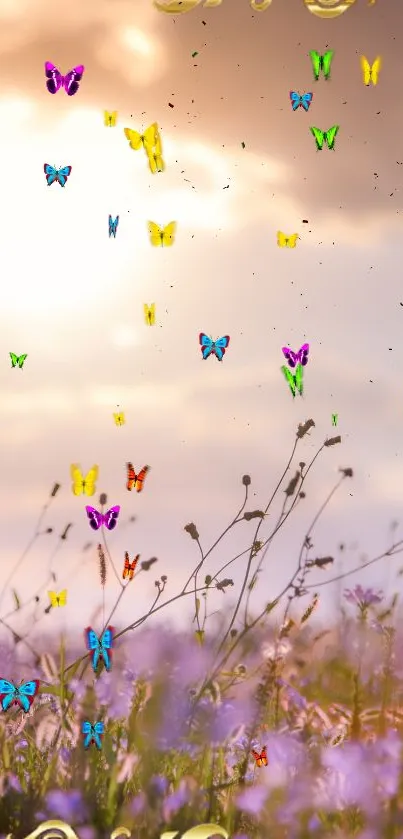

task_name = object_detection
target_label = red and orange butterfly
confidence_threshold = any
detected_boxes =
[251,746,268,767]
[122,552,140,581]
[126,463,149,492]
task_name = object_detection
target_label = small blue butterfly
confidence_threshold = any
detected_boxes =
[289,91,313,112]
[199,333,230,361]
[85,626,114,672]
[43,164,72,187]
[82,720,104,749]
[0,678,40,712]
[108,215,119,238]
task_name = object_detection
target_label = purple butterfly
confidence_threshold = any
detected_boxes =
[85,506,120,531]
[44,62,85,96]
[282,343,309,368]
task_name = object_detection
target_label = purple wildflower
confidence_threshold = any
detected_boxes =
[162,782,190,821]
[344,585,384,611]
[236,784,268,814]
[129,792,146,815]
[45,790,88,824]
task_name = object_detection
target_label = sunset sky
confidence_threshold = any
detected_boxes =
[0,0,401,658]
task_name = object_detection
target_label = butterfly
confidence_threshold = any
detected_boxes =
[145,145,165,174]
[282,344,309,368]
[281,363,304,398]
[44,164,72,186]
[361,55,382,86]
[70,464,99,496]
[48,590,67,607]
[82,720,104,749]
[289,91,313,111]
[109,215,119,238]
[44,61,85,95]
[126,464,149,492]
[199,334,230,361]
[309,50,334,81]
[123,552,140,581]
[85,626,114,672]
[310,125,339,151]
[144,303,156,325]
[277,232,299,248]
[113,411,125,426]
[0,679,40,713]
[124,123,159,151]
[85,506,120,531]
[332,413,338,426]
[147,221,176,247]
[251,746,268,767]
[9,353,27,369]
[104,110,118,126]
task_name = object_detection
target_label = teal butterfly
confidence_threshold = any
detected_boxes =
[281,363,303,398]
[310,125,339,151]
[309,50,334,81]
[10,353,28,369]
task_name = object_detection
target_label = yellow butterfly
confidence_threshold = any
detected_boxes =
[48,590,67,607]
[104,110,118,127]
[360,55,381,86]
[124,123,159,151]
[146,146,165,174]
[277,231,299,248]
[147,221,176,247]
[70,463,99,496]
[144,303,156,325]
[113,411,125,426]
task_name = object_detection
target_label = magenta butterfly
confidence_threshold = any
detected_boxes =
[44,62,85,96]
[282,343,309,369]
[85,506,120,531]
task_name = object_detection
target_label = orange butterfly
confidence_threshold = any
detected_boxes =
[126,463,149,492]
[251,746,268,767]
[122,551,140,581]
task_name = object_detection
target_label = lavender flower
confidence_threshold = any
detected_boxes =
[236,784,268,814]
[45,790,88,823]
[344,585,384,612]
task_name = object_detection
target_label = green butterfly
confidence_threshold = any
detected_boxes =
[10,352,28,369]
[332,413,338,426]
[281,362,303,398]
[309,49,334,81]
[310,125,339,151]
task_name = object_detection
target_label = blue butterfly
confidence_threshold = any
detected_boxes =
[0,678,40,712]
[199,333,230,361]
[108,215,119,238]
[43,164,72,187]
[82,720,105,749]
[85,626,114,672]
[289,91,313,112]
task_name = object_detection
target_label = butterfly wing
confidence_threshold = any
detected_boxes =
[81,720,93,748]
[108,216,119,237]
[161,221,176,247]
[55,165,72,187]
[301,93,313,111]
[146,148,165,174]
[287,234,298,248]
[9,352,18,367]
[85,506,104,531]
[212,336,230,361]
[100,626,114,671]
[103,506,120,531]
[57,589,67,606]
[324,125,339,150]
[261,746,268,766]
[63,65,84,96]
[123,554,130,580]
[282,346,298,368]
[199,333,214,360]
[126,462,135,491]
[360,56,371,85]
[322,50,334,79]
[251,749,263,766]
[134,466,149,492]
[93,721,104,749]
[16,680,40,712]
[370,56,381,85]
[48,591,57,607]
[44,164,58,185]
[148,221,163,246]
[70,464,84,495]
[310,126,324,151]
[83,466,98,496]
[295,362,304,396]
[124,127,143,150]
[85,627,102,671]
[143,122,159,150]
[44,61,63,94]
[277,231,287,247]
[0,679,18,711]
[298,343,309,366]
[281,365,297,398]
[309,50,321,81]
[289,91,301,110]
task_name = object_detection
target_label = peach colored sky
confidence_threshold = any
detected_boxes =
[0,0,401,652]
